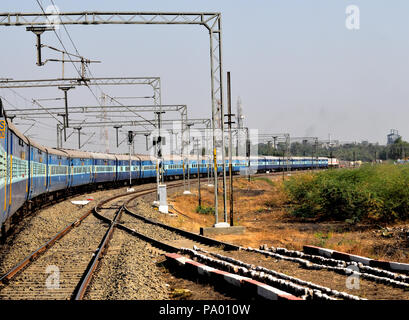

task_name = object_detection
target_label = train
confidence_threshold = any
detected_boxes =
[0,101,338,238]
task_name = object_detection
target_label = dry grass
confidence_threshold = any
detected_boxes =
[160,174,409,263]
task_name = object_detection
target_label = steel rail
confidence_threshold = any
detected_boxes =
[73,205,123,300]
[0,209,91,284]
[71,182,187,299]
[122,206,241,251]
[0,171,317,295]
[0,184,179,285]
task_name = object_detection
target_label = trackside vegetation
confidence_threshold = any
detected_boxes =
[284,164,409,222]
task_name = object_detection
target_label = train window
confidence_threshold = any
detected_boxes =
[57,156,62,159]
[18,138,24,146]
[38,150,42,155]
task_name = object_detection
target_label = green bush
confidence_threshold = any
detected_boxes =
[195,205,215,215]
[283,164,409,222]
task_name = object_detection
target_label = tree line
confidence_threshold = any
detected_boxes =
[257,137,409,162]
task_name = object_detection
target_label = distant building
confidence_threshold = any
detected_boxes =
[387,129,401,145]
[320,140,340,149]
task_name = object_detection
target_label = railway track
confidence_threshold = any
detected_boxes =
[0,169,342,300]
[98,193,409,300]
[102,205,358,300]
[0,212,108,299]
[0,183,185,300]
[86,192,303,300]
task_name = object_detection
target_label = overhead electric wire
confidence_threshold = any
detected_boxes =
[36,0,103,108]
[2,88,61,128]
[32,1,154,152]
[102,94,155,129]
[46,0,153,140]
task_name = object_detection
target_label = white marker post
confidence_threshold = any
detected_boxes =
[158,184,168,213]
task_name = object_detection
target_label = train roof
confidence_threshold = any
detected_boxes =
[6,119,29,144]
[90,152,117,160]
[46,147,69,157]
[137,154,157,161]
[26,137,47,153]
[115,154,142,161]
[162,154,184,161]
[60,149,93,159]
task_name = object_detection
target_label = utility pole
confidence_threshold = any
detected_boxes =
[246,127,251,182]
[282,142,285,181]
[6,115,15,123]
[26,26,54,66]
[182,125,186,192]
[194,138,202,208]
[184,123,194,194]
[101,94,110,153]
[74,127,82,149]
[56,124,60,148]
[57,113,67,142]
[225,72,235,226]
[207,155,211,185]
[315,138,318,171]
[114,125,122,148]
[286,134,291,174]
[155,111,166,184]
[128,131,133,185]
[144,133,150,151]
[58,86,74,128]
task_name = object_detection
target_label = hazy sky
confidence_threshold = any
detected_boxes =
[1,0,409,152]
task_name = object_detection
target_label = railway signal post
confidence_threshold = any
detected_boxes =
[194,138,202,208]
[183,123,194,195]
[128,130,133,186]
[225,72,235,227]
[74,127,82,149]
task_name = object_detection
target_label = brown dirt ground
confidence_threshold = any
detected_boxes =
[161,175,409,264]
[149,174,409,300]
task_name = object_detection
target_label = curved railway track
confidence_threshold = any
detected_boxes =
[94,193,409,300]
[0,183,184,300]
[2,169,387,301]
[103,204,360,300]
